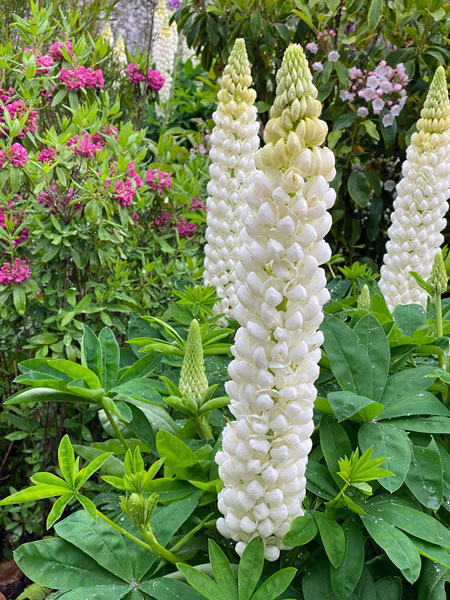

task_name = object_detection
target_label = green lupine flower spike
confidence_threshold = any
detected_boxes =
[179,319,209,403]
[357,284,371,310]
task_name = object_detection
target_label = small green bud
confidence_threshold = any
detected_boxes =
[179,319,209,405]
[120,492,158,528]
[357,284,371,310]
[428,250,448,296]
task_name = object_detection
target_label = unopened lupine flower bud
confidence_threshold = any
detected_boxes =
[379,67,450,310]
[216,44,336,561]
[179,319,208,404]
[113,35,127,68]
[428,250,448,296]
[153,0,178,104]
[101,23,114,46]
[120,492,158,527]
[203,38,260,322]
[357,284,371,309]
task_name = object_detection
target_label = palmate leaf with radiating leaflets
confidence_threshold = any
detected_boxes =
[208,539,238,600]
[337,447,393,487]
[238,536,264,600]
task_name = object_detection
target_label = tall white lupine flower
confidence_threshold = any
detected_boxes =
[215,44,336,561]
[113,35,127,69]
[203,39,260,321]
[101,23,114,47]
[379,67,450,310]
[153,0,178,104]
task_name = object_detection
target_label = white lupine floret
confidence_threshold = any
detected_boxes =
[216,44,336,560]
[153,0,178,103]
[203,39,260,321]
[379,66,450,310]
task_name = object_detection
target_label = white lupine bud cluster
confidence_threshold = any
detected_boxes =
[153,0,178,104]
[379,66,450,310]
[113,35,127,69]
[216,44,336,561]
[203,39,260,321]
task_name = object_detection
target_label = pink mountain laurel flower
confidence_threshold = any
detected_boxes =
[0,143,28,167]
[190,197,207,211]
[0,257,30,285]
[37,184,80,217]
[328,50,340,62]
[175,217,196,237]
[146,168,172,191]
[125,63,165,90]
[125,63,146,84]
[24,48,54,75]
[49,41,74,61]
[66,133,104,158]
[152,212,172,229]
[312,62,323,72]
[147,69,165,91]
[305,42,319,54]
[0,100,38,138]
[57,66,104,90]
[0,87,14,103]
[37,147,56,164]
[113,178,135,206]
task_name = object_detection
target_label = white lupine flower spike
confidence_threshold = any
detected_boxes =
[215,44,336,561]
[379,66,450,310]
[153,0,178,104]
[203,38,260,322]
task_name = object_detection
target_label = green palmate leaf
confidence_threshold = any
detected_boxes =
[81,324,102,380]
[330,517,364,599]
[208,539,238,600]
[327,391,383,422]
[58,435,75,487]
[353,313,390,402]
[360,514,421,583]
[238,536,264,600]
[14,538,124,589]
[378,391,450,420]
[319,415,352,486]
[365,497,450,549]
[358,422,411,492]
[30,473,71,489]
[409,271,434,296]
[313,512,346,568]
[0,485,70,505]
[251,568,296,600]
[388,416,450,434]
[393,304,426,337]
[405,438,443,510]
[5,388,87,405]
[99,328,120,391]
[283,513,318,547]
[321,315,372,398]
[55,511,133,582]
[381,365,436,405]
[177,564,227,600]
[46,494,74,529]
[77,494,97,520]
[116,354,161,385]
[140,579,204,600]
[418,556,450,600]
[56,584,130,599]
[337,447,392,488]
[409,536,450,569]
[74,452,113,489]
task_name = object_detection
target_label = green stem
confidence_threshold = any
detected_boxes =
[96,510,153,553]
[103,406,130,450]
[435,292,444,369]
[196,414,213,439]
[139,525,181,564]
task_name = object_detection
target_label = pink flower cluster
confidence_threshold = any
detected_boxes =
[0,200,29,248]
[0,143,28,167]
[174,217,196,238]
[0,99,38,138]
[57,66,104,90]
[146,169,171,191]
[106,161,143,206]
[24,48,54,76]
[0,257,30,285]
[49,41,74,61]
[67,133,104,158]
[37,147,56,164]
[152,212,172,229]
[125,63,165,91]
[0,87,14,103]
[341,60,409,127]
[190,197,207,211]
[38,183,81,217]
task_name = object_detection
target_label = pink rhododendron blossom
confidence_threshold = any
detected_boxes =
[125,63,146,84]
[40,87,53,102]
[175,217,196,237]
[49,41,74,61]
[37,147,56,163]
[190,197,207,211]
[24,48,54,75]
[0,257,30,284]
[0,87,14,103]
[0,143,28,167]
[125,63,165,90]
[146,168,172,191]
[57,66,104,90]
[113,178,135,206]
[147,69,165,91]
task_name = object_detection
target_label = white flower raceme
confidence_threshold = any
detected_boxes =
[113,35,127,69]
[101,23,114,47]
[379,66,450,310]
[203,39,260,321]
[153,0,178,104]
[215,44,336,561]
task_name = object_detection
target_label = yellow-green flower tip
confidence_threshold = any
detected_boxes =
[179,319,209,403]
[357,284,371,310]
[428,250,448,295]
[417,66,450,134]
[218,38,256,106]
[256,44,328,170]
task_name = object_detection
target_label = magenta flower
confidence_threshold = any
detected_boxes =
[49,41,74,61]
[0,100,38,138]
[147,69,165,91]
[0,143,28,167]
[57,66,104,90]
[175,217,196,238]
[146,168,172,191]
[37,147,56,164]
[125,63,146,84]
[67,133,104,158]
[0,257,30,285]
